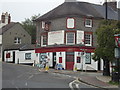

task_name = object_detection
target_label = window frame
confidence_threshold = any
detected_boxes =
[85,18,93,28]
[14,37,21,44]
[25,53,31,60]
[41,35,47,46]
[85,53,91,64]
[66,18,75,29]
[66,32,75,45]
[84,32,92,46]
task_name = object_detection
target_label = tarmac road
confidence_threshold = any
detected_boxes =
[2,62,102,90]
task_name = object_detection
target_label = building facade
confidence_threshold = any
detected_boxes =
[34,1,118,70]
[0,12,32,62]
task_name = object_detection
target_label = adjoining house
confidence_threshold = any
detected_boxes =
[34,0,118,71]
[0,12,35,64]
[4,44,35,64]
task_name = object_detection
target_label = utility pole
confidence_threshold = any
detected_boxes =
[105,0,108,20]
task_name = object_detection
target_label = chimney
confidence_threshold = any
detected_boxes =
[65,0,77,2]
[1,13,5,23]
[1,12,11,24]
[8,14,11,24]
[103,0,117,11]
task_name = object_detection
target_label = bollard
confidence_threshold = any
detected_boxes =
[73,64,77,72]
[45,63,49,71]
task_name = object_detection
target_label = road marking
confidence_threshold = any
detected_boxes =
[28,74,33,80]
[76,84,80,90]
[69,80,76,90]
[25,82,28,86]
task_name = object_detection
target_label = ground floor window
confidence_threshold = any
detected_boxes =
[85,53,91,64]
[25,53,31,60]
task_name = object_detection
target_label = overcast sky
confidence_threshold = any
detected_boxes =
[0,0,119,22]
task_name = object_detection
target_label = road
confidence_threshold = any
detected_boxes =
[2,62,102,90]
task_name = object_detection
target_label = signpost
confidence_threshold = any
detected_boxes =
[114,34,120,85]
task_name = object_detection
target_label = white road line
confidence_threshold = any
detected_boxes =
[28,74,33,80]
[69,80,76,90]
[75,84,80,90]
[25,82,28,86]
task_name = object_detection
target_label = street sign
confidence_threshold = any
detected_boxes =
[114,34,120,47]
[115,48,120,59]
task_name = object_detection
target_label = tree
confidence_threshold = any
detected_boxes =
[93,20,118,76]
[21,14,40,44]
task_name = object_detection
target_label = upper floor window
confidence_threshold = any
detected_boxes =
[85,19,92,27]
[14,37,21,44]
[42,21,45,29]
[66,18,75,29]
[66,32,75,44]
[84,32,92,46]
[41,35,47,46]
[41,21,51,30]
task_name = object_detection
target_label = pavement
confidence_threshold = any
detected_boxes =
[47,69,119,89]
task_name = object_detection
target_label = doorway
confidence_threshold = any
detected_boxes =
[13,51,15,63]
[52,52,56,68]
[66,52,74,70]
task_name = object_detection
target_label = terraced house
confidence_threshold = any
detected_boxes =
[34,0,118,70]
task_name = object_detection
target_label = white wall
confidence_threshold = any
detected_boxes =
[4,50,35,64]
[56,52,66,69]
[4,50,19,62]
[18,50,35,64]
[47,52,53,67]
[74,52,82,70]
[74,52,100,71]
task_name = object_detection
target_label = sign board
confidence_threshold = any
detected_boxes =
[48,30,64,45]
[114,34,120,47]
[77,31,84,45]
[114,48,120,58]
[118,1,120,20]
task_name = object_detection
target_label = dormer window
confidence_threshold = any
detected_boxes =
[66,18,75,29]
[85,19,92,27]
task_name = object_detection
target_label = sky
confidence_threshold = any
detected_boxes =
[0,0,119,22]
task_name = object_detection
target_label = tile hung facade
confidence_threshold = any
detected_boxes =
[34,1,118,70]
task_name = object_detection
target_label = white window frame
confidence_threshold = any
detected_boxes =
[85,19,92,27]
[14,37,21,44]
[84,33,92,46]
[41,35,47,46]
[66,32,75,45]
[67,18,75,29]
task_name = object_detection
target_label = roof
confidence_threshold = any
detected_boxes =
[0,22,19,35]
[4,44,35,51]
[35,1,118,21]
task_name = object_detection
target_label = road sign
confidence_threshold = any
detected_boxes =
[115,48,120,59]
[114,34,120,47]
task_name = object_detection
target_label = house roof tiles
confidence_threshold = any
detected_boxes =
[35,1,118,21]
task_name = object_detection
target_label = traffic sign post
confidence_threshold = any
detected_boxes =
[114,34,120,85]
